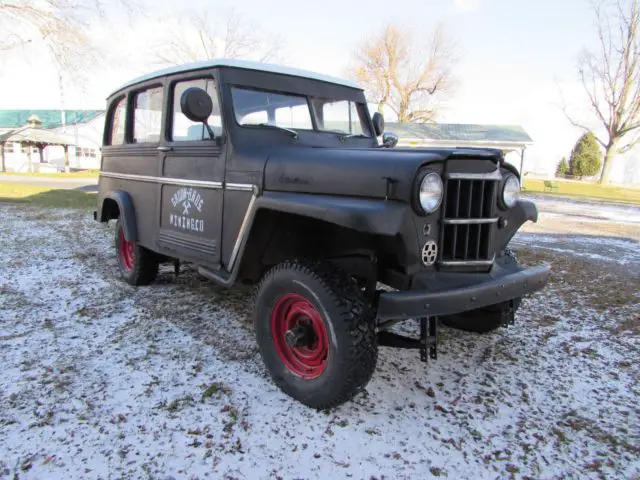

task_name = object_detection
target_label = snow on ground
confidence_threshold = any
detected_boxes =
[0,204,639,480]
[511,232,640,265]
[524,193,640,226]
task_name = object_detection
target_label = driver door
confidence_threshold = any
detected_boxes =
[156,75,225,268]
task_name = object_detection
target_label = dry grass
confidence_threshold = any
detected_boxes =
[0,170,99,178]
[0,183,96,209]
[523,178,640,205]
[518,248,640,333]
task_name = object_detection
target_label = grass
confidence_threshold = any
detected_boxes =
[522,178,640,205]
[0,183,96,209]
[0,169,99,178]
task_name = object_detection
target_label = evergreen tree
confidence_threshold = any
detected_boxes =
[569,132,602,177]
[556,157,569,176]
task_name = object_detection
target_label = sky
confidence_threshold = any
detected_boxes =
[1,0,638,182]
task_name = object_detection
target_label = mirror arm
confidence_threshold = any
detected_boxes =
[203,121,215,140]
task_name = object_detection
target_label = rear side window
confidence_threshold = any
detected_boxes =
[171,78,223,141]
[133,86,164,143]
[109,97,126,145]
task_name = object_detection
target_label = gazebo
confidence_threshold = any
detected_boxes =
[0,115,75,172]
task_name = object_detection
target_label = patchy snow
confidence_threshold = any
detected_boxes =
[525,193,640,225]
[0,204,639,479]
[512,232,640,265]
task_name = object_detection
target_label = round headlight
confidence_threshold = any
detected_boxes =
[502,175,520,208]
[419,172,443,214]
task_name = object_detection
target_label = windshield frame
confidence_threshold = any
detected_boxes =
[229,85,373,138]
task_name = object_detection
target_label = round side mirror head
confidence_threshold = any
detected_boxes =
[180,87,213,123]
[372,112,385,136]
[382,132,398,148]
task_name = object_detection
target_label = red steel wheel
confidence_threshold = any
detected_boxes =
[271,293,329,379]
[118,227,135,272]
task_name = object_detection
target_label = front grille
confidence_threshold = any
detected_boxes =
[439,174,499,268]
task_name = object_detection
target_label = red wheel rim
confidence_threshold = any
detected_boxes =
[118,227,135,271]
[271,293,329,379]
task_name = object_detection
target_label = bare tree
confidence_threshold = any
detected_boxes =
[0,1,89,69]
[561,0,640,184]
[152,7,285,66]
[350,23,457,123]
[0,0,137,81]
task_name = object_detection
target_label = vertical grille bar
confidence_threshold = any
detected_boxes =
[463,181,473,258]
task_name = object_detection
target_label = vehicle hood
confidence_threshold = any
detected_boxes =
[263,146,452,202]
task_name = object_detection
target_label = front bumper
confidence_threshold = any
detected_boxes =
[376,264,550,321]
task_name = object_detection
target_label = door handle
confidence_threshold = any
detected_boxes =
[157,146,173,152]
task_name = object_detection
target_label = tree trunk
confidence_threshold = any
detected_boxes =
[598,143,616,185]
[64,145,70,173]
[1,143,5,173]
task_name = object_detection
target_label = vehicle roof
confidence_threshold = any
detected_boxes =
[109,59,362,97]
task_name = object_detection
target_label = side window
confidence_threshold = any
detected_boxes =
[318,100,367,135]
[172,78,223,141]
[109,97,126,145]
[133,86,164,143]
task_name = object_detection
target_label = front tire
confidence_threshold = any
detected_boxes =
[114,218,158,286]
[253,259,378,409]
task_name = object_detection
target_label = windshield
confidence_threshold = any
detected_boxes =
[230,86,372,137]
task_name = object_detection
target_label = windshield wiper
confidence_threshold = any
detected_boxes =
[257,123,298,139]
[338,133,369,142]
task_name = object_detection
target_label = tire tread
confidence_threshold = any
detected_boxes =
[254,258,377,409]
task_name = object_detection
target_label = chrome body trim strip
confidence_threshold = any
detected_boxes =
[226,193,258,272]
[100,172,223,188]
[225,183,255,192]
[99,171,256,192]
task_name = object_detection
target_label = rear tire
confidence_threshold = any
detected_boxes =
[253,259,378,409]
[114,218,158,286]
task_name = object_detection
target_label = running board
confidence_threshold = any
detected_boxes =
[197,265,234,287]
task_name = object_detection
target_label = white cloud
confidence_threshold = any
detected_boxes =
[454,0,482,13]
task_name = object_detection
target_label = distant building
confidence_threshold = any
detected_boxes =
[0,109,104,172]
[386,122,533,175]
[1,111,534,177]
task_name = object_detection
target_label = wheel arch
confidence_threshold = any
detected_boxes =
[234,193,409,284]
[98,189,138,242]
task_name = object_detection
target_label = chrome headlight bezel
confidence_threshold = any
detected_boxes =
[501,174,520,209]
[415,171,444,215]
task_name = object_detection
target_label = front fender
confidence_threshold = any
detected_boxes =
[98,189,138,242]
[256,191,409,236]
[495,199,538,251]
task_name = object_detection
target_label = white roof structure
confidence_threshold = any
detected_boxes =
[110,59,362,96]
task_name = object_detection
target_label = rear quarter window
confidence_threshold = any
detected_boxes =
[107,97,126,145]
[133,86,164,143]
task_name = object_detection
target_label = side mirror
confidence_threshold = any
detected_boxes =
[180,87,213,122]
[180,87,215,139]
[372,112,384,136]
[382,132,398,148]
